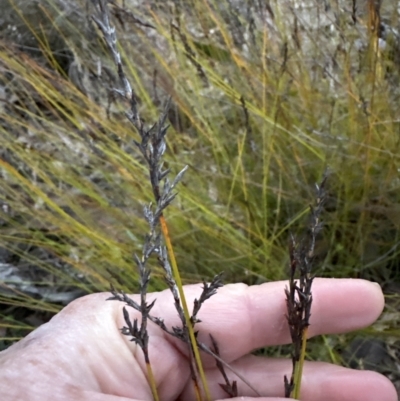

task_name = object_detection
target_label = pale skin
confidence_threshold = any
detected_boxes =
[0,278,397,401]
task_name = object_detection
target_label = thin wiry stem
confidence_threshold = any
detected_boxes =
[157,239,214,401]
[209,334,238,398]
[197,342,259,396]
[157,245,202,401]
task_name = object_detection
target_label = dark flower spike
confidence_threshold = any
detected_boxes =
[284,175,327,399]
[94,2,216,400]
[192,273,224,324]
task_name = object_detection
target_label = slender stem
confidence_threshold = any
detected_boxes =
[160,215,211,401]
[193,377,203,401]
[198,342,261,396]
[291,326,308,399]
[146,362,160,401]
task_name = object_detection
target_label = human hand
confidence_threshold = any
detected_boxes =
[0,278,396,401]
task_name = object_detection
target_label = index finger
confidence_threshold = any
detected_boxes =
[151,278,384,364]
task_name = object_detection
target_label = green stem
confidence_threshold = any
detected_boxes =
[146,362,160,401]
[160,215,211,401]
[291,327,308,399]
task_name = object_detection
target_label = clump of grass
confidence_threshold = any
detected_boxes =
[2,0,400,295]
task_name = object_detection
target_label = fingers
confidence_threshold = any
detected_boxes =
[148,278,384,363]
[0,279,389,401]
[180,356,398,401]
[50,278,383,367]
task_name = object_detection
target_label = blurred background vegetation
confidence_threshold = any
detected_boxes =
[0,0,399,396]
